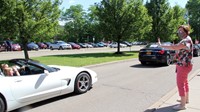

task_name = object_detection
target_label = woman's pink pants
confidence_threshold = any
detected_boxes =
[176,64,193,96]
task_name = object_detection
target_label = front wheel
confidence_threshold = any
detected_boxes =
[164,55,171,66]
[50,46,54,50]
[140,61,147,65]
[74,72,91,94]
[59,46,63,50]
[0,97,6,112]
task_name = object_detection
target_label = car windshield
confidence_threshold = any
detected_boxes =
[161,42,173,46]
[57,41,66,44]
[7,40,17,44]
[145,42,172,49]
[9,59,59,73]
[145,44,160,48]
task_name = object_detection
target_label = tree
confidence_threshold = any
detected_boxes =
[146,0,170,41]
[18,0,61,59]
[95,0,152,54]
[0,0,18,40]
[167,5,185,42]
[129,2,152,42]
[83,5,104,43]
[0,0,61,59]
[186,0,200,40]
[62,5,87,42]
[145,0,186,42]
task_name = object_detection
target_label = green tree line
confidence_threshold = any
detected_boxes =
[0,0,199,57]
[0,0,61,59]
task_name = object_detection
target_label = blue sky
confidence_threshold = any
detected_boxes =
[60,0,189,11]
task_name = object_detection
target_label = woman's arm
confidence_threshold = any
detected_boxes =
[157,37,161,45]
[12,67,20,76]
[161,44,187,50]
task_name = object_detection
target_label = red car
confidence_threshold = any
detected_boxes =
[4,40,21,51]
[37,42,48,49]
[12,43,21,51]
[68,42,81,49]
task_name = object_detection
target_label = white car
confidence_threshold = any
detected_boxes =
[49,41,72,50]
[0,59,97,111]
[109,42,127,48]
[84,43,93,48]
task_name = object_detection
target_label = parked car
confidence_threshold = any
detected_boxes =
[193,44,200,57]
[4,40,21,51]
[0,58,97,112]
[138,43,176,66]
[44,42,52,49]
[109,42,127,48]
[78,43,87,48]
[68,42,81,49]
[98,42,108,47]
[122,41,132,47]
[49,41,72,50]
[0,41,7,52]
[27,42,39,50]
[85,43,93,48]
[132,41,147,45]
[90,43,99,48]
[12,43,21,51]
[96,42,104,47]
[37,42,48,49]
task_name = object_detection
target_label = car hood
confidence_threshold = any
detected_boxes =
[49,65,97,77]
[48,65,88,73]
[59,43,69,46]
[12,44,20,46]
[28,44,38,47]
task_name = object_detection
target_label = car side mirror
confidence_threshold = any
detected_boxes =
[44,70,49,75]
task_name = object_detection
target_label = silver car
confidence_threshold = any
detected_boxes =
[49,41,72,50]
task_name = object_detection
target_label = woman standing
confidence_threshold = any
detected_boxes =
[159,25,193,110]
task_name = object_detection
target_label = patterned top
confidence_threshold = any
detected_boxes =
[175,36,193,67]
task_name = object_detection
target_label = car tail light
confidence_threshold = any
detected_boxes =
[158,50,165,54]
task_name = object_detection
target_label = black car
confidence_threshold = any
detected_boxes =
[138,43,176,66]
[193,44,200,57]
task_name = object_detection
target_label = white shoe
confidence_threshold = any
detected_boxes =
[173,104,186,110]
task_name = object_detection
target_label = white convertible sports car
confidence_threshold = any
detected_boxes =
[0,59,97,112]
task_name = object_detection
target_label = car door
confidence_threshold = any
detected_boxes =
[54,42,59,49]
[51,42,58,49]
[9,65,62,103]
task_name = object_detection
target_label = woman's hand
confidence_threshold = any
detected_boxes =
[157,37,161,45]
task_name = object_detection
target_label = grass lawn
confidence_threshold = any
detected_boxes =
[0,51,139,67]
[33,51,138,67]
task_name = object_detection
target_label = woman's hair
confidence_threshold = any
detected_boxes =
[178,25,190,35]
[1,64,8,69]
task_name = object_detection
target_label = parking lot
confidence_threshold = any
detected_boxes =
[0,46,143,61]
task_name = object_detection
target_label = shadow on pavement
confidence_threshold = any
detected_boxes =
[10,92,79,112]
[144,105,178,112]
[130,64,167,69]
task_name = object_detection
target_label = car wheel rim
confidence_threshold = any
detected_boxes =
[78,75,90,91]
[0,98,5,112]
[166,55,171,65]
